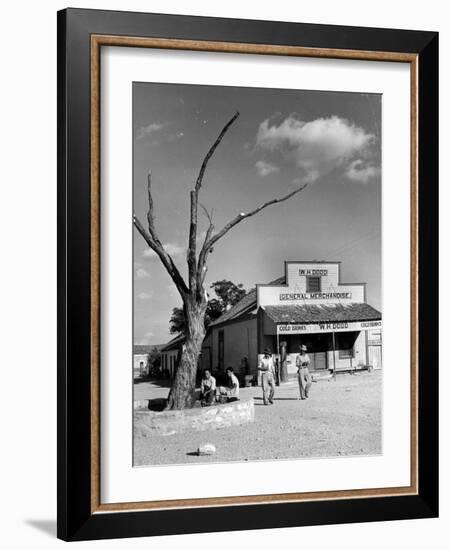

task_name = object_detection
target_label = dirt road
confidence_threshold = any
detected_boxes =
[133,370,382,466]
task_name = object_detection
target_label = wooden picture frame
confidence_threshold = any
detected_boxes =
[57,7,438,541]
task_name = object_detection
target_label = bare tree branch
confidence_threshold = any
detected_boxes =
[134,114,307,314]
[198,183,308,268]
[134,215,188,295]
[199,203,214,226]
[145,172,157,240]
[197,205,215,287]
[133,178,189,296]
[195,111,240,195]
[187,112,240,293]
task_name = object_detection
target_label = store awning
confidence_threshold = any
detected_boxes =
[263,303,382,335]
[264,303,381,324]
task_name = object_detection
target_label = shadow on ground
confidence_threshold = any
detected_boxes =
[254,396,299,401]
[147,398,167,411]
[25,519,56,538]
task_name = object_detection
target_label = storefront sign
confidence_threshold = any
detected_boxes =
[257,262,365,306]
[298,268,328,276]
[279,292,352,301]
[277,320,382,334]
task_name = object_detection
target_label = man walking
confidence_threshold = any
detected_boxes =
[296,344,312,400]
[258,348,275,405]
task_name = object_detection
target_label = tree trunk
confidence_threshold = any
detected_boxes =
[133,114,308,408]
[166,298,207,409]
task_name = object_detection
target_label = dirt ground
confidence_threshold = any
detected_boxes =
[133,370,382,467]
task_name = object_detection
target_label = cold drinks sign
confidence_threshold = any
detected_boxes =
[277,320,382,335]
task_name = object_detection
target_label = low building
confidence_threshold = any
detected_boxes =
[133,345,152,379]
[160,334,184,378]
[204,261,382,380]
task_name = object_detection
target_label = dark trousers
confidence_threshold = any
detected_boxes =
[200,390,215,406]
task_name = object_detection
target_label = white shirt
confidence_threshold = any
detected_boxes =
[296,353,310,368]
[201,375,216,393]
[259,356,275,375]
[227,373,240,398]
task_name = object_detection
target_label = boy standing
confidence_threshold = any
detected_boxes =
[258,348,275,405]
[296,345,312,400]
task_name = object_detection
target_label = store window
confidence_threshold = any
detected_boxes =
[306,276,321,292]
[338,347,354,359]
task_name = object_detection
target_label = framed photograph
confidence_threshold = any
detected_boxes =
[57,8,438,541]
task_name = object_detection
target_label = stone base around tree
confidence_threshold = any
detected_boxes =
[134,398,255,437]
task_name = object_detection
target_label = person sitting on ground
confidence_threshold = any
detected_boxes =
[217,367,240,403]
[200,369,216,407]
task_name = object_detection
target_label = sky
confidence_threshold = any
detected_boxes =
[133,82,382,346]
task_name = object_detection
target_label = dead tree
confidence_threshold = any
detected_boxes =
[134,112,308,409]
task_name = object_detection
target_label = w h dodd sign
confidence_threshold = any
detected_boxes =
[277,320,382,335]
[257,262,365,307]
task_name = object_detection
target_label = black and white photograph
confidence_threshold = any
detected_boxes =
[0,0,444,545]
[132,82,383,467]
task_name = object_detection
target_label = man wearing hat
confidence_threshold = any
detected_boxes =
[258,348,276,405]
[296,345,312,400]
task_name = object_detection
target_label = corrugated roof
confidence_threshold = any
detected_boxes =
[209,276,285,327]
[264,303,381,324]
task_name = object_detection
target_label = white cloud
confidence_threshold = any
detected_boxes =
[256,115,376,183]
[137,292,152,300]
[136,122,167,140]
[143,242,185,260]
[136,267,150,279]
[255,160,280,177]
[137,123,186,144]
[345,159,380,183]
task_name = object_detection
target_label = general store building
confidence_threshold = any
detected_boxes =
[200,261,382,379]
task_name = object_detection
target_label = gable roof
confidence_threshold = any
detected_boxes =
[209,276,285,327]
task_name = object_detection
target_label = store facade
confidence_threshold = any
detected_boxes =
[205,261,382,379]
